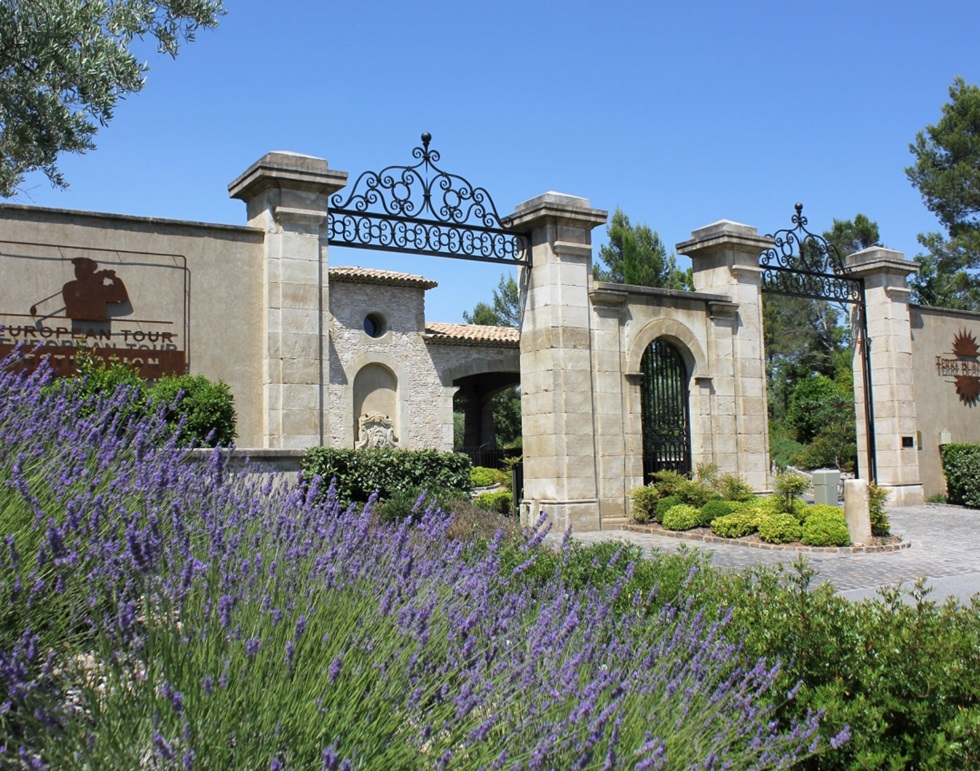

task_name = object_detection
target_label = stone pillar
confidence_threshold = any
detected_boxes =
[229,152,348,449]
[846,247,924,506]
[505,193,607,532]
[676,221,772,491]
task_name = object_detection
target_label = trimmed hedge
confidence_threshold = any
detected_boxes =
[661,504,700,531]
[50,358,237,447]
[475,489,514,516]
[710,511,758,539]
[655,495,683,521]
[302,447,471,504]
[940,443,980,508]
[802,507,851,547]
[470,466,499,488]
[151,374,237,446]
[697,498,733,528]
[758,513,803,544]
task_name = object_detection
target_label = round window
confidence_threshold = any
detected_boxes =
[363,313,386,338]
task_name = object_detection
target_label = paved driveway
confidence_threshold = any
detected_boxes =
[564,504,980,603]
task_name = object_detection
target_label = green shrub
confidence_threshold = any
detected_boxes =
[755,495,808,520]
[710,511,758,539]
[649,469,687,497]
[758,513,803,544]
[805,503,845,524]
[470,466,499,488]
[697,499,732,528]
[941,443,980,508]
[661,504,700,531]
[774,471,812,514]
[867,483,891,536]
[50,358,237,447]
[717,473,756,502]
[302,447,471,505]
[677,478,721,508]
[475,489,513,516]
[654,495,683,522]
[801,507,851,547]
[630,485,660,523]
[151,374,237,446]
[49,355,148,424]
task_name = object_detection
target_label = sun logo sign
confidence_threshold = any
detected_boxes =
[936,329,980,406]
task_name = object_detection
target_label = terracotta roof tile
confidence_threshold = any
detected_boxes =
[424,322,519,347]
[329,266,438,289]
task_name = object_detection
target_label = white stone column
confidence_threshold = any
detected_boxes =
[846,247,924,506]
[505,193,607,532]
[229,152,348,449]
[677,221,772,491]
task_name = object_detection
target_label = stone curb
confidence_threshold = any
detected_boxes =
[623,524,911,554]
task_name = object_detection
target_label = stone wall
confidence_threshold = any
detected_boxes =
[0,204,267,445]
[910,305,980,498]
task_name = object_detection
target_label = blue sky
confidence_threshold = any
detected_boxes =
[8,1,980,323]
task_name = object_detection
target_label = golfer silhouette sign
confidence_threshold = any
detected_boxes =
[61,257,131,321]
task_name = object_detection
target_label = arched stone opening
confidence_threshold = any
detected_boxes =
[452,371,521,468]
[640,339,692,479]
[352,363,398,447]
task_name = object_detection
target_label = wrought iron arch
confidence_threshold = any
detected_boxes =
[640,339,692,479]
[760,203,877,482]
[328,133,528,265]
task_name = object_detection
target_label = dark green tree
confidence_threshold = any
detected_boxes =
[593,208,693,289]
[906,77,980,309]
[463,273,520,327]
[0,0,224,197]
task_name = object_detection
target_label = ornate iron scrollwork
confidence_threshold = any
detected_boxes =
[328,133,528,264]
[759,203,862,304]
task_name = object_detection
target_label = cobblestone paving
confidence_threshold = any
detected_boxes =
[555,504,980,601]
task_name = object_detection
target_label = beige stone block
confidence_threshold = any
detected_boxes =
[736,396,765,418]
[522,411,556,437]
[279,256,321,285]
[556,326,592,349]
[561,389,595,414]
[280,308,319,335]
[281,356,320,384]
[279,332,319,359]
[556,501,602,533]
[281,433,320,451]
[281,282,321,310]
[281,405,321,436]
[597,433,625,457]
[599,497,627,523]
[282,384,320,409]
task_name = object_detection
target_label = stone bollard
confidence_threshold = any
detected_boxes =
[843,479,873,545]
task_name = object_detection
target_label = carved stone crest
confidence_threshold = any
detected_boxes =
[355,413,398,449]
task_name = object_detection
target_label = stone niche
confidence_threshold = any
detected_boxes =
[352,363,398,447]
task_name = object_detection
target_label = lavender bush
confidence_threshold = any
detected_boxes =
[0,353,832,768]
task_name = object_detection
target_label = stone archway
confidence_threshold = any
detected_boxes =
[640,339,692,479]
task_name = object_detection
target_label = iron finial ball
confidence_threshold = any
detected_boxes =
[421,132,432,150]
[795,202,803,216]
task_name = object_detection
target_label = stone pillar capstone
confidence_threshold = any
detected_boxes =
[676,221,772,491]
[846,247,924,506]
[229,152,348,449]
[505,193,607,532]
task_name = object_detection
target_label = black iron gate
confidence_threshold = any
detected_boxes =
[760,203,876,482]
[641,339,692,479]
[328,133,528,265]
